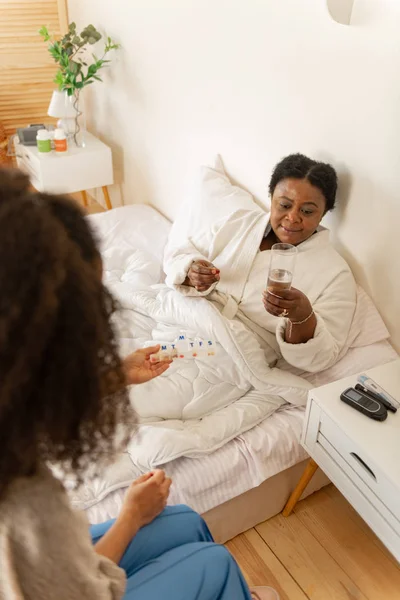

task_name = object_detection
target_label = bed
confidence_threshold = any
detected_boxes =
[70,203,397,543]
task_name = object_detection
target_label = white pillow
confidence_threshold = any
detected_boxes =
[187,155,260,231]
[88,204,171,267]
[348,286,390,348]
[305,341,397,389]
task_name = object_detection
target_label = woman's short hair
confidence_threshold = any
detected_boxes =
[0,167,134,495]
[269,153,338,212]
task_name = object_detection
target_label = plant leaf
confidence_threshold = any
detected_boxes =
[69,60,80,74]
[81,24,101,41]
[53,70,64,89]
[60,52,70,68]
[39,25,51,42]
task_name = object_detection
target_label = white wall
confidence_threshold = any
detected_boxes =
[68,0,400,351]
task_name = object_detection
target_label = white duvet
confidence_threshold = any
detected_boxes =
[116,284,310,471]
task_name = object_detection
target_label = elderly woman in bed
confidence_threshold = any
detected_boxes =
[165,154,356,373]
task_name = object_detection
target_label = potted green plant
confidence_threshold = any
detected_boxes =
[40,22,119,146]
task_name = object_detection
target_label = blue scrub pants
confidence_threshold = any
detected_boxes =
[90,505,252,600]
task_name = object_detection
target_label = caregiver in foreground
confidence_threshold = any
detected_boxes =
[0,168,276,600]
[165,153,356,373]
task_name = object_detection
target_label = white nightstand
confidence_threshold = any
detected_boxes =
[15,132,113,209]
[283,359,400,561]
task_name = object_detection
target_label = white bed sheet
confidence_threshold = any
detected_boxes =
[84,339,397,524]
[85,406,306,524]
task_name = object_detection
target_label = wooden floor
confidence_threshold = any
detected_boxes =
[226,485,400,600]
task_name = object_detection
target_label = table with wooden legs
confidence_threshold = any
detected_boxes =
[282,458,319,517]
[81,186,112,210]
[15,132,114,211]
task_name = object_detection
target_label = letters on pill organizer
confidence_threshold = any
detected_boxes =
[149,334,217,363]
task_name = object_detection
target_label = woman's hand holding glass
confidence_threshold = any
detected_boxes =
[263,287,317,344]
[263,286,312,322]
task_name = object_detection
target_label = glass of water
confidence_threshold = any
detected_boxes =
[267,243,297,292]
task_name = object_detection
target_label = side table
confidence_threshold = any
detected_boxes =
[15,132,113,209]
[282,359,400,561]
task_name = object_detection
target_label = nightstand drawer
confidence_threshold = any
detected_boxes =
[317,413,400,525]
[16,145,42,188]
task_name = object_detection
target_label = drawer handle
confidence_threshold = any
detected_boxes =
[350,452,376,481]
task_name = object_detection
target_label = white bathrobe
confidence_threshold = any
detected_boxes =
[164,163,357,374]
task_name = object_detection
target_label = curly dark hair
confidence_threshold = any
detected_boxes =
[269,153,338,212]
[0,168,134,496]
